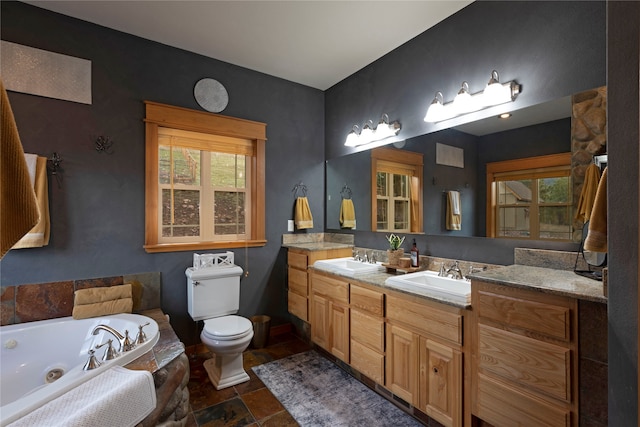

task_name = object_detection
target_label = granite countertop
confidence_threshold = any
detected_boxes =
[468,264,607,303]
[124,308,185,373]
[283,242,354,251]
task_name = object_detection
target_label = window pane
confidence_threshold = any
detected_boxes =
[393,174,409,198]
[376,172,387,197]
[376,199,388,230]
[539,206,572,239]
[214,191,246,235]
[173,147,200,185]
[394,200,409,230]
[539,177,570,203]
[159,145,171,184]
[162,189,200,237]
[497,206,529,237]
[498,180,531,205]
[211,153,245,188]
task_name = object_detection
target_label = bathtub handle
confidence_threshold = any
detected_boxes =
[96,339,119,361]
[83,349,102,371]
[136,322,150,345]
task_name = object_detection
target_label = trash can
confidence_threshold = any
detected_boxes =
[250,315,271,348]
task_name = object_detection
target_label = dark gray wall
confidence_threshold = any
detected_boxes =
[608,2,639,425]
[325,1,605,160]
[0,1,326,345]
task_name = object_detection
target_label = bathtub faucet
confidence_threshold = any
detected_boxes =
[92,324,135,352]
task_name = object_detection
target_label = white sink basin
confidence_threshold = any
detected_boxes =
[385,270,470,304]
[313,257,386,277]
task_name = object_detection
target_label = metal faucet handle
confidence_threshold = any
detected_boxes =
[96,339,119,361]
[122,330,135,352]
[136,322,150,345]
[83,349,102,371]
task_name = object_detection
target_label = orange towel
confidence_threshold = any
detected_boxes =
[12,156,50,249]
[575,163,601,222]
[584,167,607,252]
[294,196,313,229]
[339,198,356,229]
[0,79,39,259]
[446,191,461,231]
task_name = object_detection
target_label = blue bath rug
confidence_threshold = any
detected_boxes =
[252,350,423,427]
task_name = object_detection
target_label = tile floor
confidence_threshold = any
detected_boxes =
[184,331,312,427]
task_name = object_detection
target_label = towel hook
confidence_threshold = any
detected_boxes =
[292,181,307,198]
[340,183,352,199]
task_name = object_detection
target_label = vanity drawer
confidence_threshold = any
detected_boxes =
[351,309,384,352]
[477,286,571,341]
[477,324,570,401]
[350,284,384,316]
[311,272,349,303]
[288,267,308,296]
[288,290,308,321]
[288,251,308,270]
[387,294,461,345]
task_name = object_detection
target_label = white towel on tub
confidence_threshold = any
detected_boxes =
[8,366,156,427]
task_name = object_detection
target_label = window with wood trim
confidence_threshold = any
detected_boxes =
[144,102,266,253]
[371,147,423,233]
[486,153,572,241]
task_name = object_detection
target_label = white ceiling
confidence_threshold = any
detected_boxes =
[24,1,472,90]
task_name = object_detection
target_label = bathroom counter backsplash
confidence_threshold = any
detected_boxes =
[282,232,354,251]
[125,308,185,373]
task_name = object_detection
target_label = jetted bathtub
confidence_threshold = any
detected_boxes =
[0,313,159,426]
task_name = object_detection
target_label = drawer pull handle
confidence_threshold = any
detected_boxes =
[433,367,439,374]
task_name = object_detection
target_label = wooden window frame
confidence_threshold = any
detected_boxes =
[144,101,266,253]
[486,152,572,240]
[371,147,423,233]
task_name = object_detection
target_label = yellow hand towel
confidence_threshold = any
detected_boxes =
[12,156,50,249]
[72,284,133,319]
[575,163,601,223]
[0,79,39,259]
[339,198,356,229]
[584,167,607,252]
[446,191,462,231]
[295,196,314,229]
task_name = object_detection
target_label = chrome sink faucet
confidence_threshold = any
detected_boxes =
[445,261,463,280]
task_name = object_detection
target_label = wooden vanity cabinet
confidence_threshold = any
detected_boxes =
[349,283,385,385]
[309,270,350,363]
[287,247,351,322]
[386,291,464,427]
[471,280,578,427]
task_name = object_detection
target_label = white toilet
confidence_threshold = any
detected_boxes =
[186,259,254,390]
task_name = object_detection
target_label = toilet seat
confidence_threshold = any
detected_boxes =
[202,315,252,341]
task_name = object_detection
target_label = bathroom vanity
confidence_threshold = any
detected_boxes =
[287,245,606,427]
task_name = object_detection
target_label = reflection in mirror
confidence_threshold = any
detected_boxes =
[326,96,577,239]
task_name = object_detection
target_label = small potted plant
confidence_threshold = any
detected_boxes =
[386,234,405,265]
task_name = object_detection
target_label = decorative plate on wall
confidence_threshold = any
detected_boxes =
[194,78,228,113]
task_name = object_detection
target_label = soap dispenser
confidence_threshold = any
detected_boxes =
[410,239,419,268]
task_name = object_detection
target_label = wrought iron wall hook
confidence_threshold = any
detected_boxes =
[47,152,63,188]
[95,135,114,153]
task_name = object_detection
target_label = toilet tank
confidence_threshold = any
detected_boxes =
[186,264,244,321]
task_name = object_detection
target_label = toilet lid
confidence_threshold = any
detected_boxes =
[202,315,252,340]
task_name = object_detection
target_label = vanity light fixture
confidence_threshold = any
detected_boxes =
[344,114,401,147]
[424,69,521,123]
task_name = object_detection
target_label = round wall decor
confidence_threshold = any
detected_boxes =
[194,78,228,113]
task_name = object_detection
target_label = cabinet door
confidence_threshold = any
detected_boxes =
[386,323,419,404]
[330,302,349,363]
[420,338,462,427]
[311,292,329,350]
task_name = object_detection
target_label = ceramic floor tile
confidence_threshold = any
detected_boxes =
[259,410,299,427]
[241,387,285,421]
[193,397,255,427]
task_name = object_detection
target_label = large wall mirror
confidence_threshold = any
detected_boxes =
[326,88,606,242]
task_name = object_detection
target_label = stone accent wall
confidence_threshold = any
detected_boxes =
[571,86,607,240]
